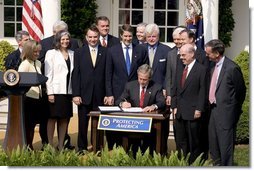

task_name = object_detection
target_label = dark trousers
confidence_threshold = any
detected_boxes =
[39,93,49,145]
[209,107,235,166]
[24,96,43,150]
[175,117,202,164]
[77,104,91,151]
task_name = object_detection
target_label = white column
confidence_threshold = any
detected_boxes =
[41,0,61,38]
[202,0,219,43]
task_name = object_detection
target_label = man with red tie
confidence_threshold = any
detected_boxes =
[116,64,166,154]
[171,43,207,164]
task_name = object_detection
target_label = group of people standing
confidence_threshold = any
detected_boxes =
[4,15,246,166]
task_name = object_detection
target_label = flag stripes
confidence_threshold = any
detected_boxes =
[22,0,44,41]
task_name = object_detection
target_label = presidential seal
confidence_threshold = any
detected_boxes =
[3,69,20,86]
[102,118,110,127]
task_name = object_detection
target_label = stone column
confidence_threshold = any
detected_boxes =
[202,0,219,43]
[41,0,61,38]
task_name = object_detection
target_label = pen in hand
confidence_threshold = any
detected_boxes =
[121,98,131,108]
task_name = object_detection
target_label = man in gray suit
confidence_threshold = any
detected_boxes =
[205,39,246,166]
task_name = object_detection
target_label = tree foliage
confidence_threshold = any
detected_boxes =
[61,0,98,41]
[234,51,249,144]
[219,0,235,47]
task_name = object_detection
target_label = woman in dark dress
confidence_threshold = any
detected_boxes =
[44,30,74,150]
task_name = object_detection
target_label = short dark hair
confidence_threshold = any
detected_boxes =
[85,24,100,35]
[95,16,110,25]
[205,39,225,55]
[180,29,196,43]
[119,24,134,36]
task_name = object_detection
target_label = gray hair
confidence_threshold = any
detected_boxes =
[137,64,153,79]
[15,30,29,42]
[137,22,148,28]
[53,20,68,34]
[145,23,160,35]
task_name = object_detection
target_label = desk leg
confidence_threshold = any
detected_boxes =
[154,121,162,154]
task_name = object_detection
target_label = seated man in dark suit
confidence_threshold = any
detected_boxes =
[116,64,166,154]
[4,30,30,70]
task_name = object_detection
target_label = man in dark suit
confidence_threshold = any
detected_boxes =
[205,39,246,166]
[179,28,211,160]
[144,23,171,97]
[38,20,80,149]
[4,30,30,70]
[165,26,187,106]
[105,24,148,149]
[116,64,166,154]
[72,25,107,153]
[171,44,207,164]
[95,16,120,47]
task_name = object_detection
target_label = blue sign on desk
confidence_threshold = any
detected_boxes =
[98,115,152,132]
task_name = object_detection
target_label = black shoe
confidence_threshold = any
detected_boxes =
[65,145,75,150]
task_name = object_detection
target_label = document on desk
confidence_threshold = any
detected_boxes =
[98,106,122,113]
[121,107,144,113]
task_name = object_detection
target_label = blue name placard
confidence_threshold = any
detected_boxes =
[98,115,152,132]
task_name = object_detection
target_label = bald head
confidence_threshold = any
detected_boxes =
[179,44,195,65]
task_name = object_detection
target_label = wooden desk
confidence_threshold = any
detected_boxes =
[88,111,169,154]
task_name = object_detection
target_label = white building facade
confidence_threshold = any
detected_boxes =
[0,0,249,58]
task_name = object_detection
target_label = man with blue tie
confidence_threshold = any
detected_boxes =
[105,24,148,149]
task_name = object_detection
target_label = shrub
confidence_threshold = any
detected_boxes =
[0,145,212,166]
[0,40,15,71]
[61,0,98,41]
[234,51,249,144]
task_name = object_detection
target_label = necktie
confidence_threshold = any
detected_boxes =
[181,65,188,88]
[91,48,96,67]
[139,87,145,108]
[102,37,107,47]
[209,64,219,104]
[149,47,154,67]
[125,46,131,75]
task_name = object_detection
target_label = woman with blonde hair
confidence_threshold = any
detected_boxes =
[18,40,43,150]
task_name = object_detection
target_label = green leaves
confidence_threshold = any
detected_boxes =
[0,40,15,71]
[0,144,212,166]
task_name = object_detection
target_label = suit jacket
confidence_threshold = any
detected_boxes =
[105,43,148,100]
[39,35,80,74]
[44,49,74,95]
[165,46,179,96]
[72,44,107,106]
[145,42,171,88]
[211,57,246,129]
[115,80,166,110]
[4,49,21,70]
[195,47,210,69]
[104,34,120,47]
[171,61,207,120]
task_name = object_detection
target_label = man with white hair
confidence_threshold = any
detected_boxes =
[165,26,187,106]
[144,23,171,97]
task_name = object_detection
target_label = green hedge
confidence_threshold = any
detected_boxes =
[0,40,15,72]
[0,145,212,166]
[234,51,249,144]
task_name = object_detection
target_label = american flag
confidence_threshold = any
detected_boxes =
[185,0,204,49]
[22,0,44,41]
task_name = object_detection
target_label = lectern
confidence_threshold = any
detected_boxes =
[0,70,47,151]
